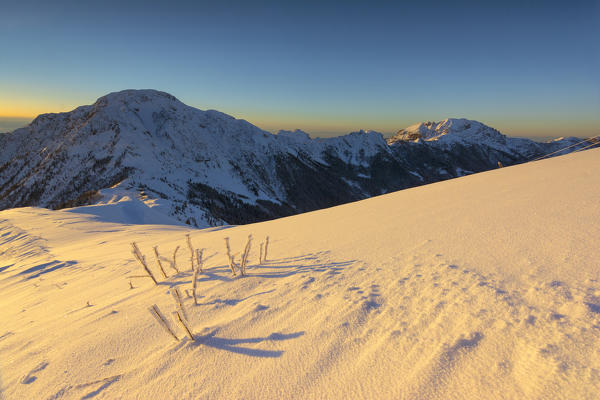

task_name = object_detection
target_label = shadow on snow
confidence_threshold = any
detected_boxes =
[186,330,305,358]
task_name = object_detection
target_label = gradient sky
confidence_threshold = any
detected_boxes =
[1,0,599,139]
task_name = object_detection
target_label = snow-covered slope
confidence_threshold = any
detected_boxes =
[1,148,599,399]
[0,92,594,227]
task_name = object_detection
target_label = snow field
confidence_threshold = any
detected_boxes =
[1,148,599,399]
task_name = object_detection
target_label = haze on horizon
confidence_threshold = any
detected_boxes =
[1,0,598,139]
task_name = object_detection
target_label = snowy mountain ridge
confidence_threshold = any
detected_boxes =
[387,117,581,155]
[0,90,592,227]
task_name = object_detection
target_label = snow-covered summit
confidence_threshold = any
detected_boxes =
[276,129,311,140]
[90,89,183,114]
[388,118,503,144]
[386,117,588,160]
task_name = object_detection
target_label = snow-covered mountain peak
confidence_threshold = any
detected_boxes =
[26,89,195,142]
[317,129,391,162]
[341,129,387,143]
[276,129,311,141]
[348,129,383,137]
[95,89,181,106]
[388,118,503,144]
[86,89,190,124]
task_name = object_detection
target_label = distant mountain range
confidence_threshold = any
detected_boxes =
[0,89,594,227]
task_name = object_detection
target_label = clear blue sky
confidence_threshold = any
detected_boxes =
[1,0,598,138]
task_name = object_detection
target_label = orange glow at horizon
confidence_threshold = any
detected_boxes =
[1,98,597,140]
[0,102,76,118]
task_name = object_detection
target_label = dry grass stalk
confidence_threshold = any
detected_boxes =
[170,287,189,321]
[195,248,204,273]
[149,304,179,341]
[131,242,158,284]
[224,237,237,276]
[231,254,240,274]
[264,236,270,262]
[192,266,200,306]
[240,235,252,276]
[186,234,195,271]
[171,245,180,273]
[191,249,203,306]
[259,242,264,264]
[172,311,194,340]
[153,246,169,278]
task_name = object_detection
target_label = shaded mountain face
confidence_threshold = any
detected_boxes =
[0,91,591,227]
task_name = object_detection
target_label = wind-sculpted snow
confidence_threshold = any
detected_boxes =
[0,91,593,227]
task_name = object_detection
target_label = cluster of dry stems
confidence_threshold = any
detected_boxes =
[130,233,271,342]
